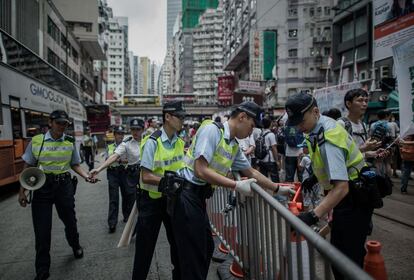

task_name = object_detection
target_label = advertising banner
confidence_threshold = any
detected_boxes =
[313,81,362,116]
[392,38,414,138]
[217,75,234,106]
[373,0,414,61]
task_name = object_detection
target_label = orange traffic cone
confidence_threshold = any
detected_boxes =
[364,240,387,280]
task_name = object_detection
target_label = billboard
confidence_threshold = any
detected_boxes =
[373,0,414,61]
[393,37,414,138]
[249,30,277,81]
[217,75,234,106]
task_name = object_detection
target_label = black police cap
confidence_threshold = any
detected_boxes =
[235,101,265,128]
[49,110,70,123]
[113,125,125,134]
[163,101,186,116]
[129,118,144,129]
[285,92,316,126]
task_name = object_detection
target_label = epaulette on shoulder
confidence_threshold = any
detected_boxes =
[123,136,133,143]
[64,135,75,143]
[316,126,326,146]
[213,121,224,130]
[149,130,162,141]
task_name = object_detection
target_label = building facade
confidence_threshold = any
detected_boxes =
[192,8,224,105]
[167,0,182,46]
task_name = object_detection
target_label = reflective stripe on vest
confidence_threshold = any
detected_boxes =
[139,134,185,199]
[306,123,365,190]
[184,120,239,177]
[31,134,73,174]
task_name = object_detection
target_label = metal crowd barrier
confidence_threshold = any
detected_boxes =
[207,173,372,280]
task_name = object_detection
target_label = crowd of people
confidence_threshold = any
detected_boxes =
[17,88,413,280]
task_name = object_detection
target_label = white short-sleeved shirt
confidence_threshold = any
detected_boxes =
[337,119,367,148]
[300,156,312,181]
[262,129,277,162]
[114,137,141,165]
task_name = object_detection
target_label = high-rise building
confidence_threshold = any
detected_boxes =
[182,0,219,29]
[192,8,223,105]
[139,57,151,95]
[53,0,106,104]
[106,16,128,105]
[150,62,159,95]
[222,0,335,107]
[167,0,182,46]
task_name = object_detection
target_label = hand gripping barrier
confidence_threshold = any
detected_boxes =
[206,173,373,280]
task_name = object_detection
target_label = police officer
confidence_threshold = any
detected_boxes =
[18,110,97,280]
[105,125,129,233]
[285,92,372,279]
[90,118,144,222]
[172,101,293,280]
[131,101,186,280]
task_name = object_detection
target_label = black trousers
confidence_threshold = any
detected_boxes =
[31,175,80,275]
[171,187,214,280]
[330,199,373,280]
[107,168,134,227]
[259,161,280,182]
[83,146,94,171]
[132,190,180,280]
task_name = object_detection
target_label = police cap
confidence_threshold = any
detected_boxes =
[113,125,125,134]
[163,101,186,117]
[49,110,70,123]
[129,118,145,129]
[285,92,316,126]
[234,101,265,128]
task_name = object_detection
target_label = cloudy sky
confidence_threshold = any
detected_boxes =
[107,0,166,64]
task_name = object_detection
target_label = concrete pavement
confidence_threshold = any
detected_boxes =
[0,161,220,280]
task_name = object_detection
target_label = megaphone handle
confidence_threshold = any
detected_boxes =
[27,190,33,204]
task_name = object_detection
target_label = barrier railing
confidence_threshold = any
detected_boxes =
[207,173,373,280]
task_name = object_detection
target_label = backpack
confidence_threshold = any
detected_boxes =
[254,131,271,160]
[276,129,286,154]
[284,126,305,148]
[371,121,390,141]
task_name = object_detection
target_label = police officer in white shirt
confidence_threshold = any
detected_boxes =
[91,118,144,222]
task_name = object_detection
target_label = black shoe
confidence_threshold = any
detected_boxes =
[109,226,116,233]
[73,246,84,259]
[34,271,49,280]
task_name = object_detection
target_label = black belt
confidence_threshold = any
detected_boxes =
[45,172,71,181]
[108,166,125,171]
[181,180,214,198]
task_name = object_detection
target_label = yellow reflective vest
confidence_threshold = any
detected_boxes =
[139,130,185,199]
[306,121,365,190]
[31,134,74,174]
[184,120,239,179]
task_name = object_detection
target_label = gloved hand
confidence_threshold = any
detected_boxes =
[298,210,319,226]
[276,186,295,196]
[302,174,318,193]
[235,178,257,197]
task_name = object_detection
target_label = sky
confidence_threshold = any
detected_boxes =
[107,0,166,64]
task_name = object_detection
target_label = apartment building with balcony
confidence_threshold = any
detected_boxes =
[192,8,224,105]
[223,0,335,106]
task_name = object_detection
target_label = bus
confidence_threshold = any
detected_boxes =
[0,29,87,187]
[86,104,121,146]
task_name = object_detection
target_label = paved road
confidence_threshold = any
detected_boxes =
[0,162,220,280]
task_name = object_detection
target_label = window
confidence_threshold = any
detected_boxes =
[288,68,298,77]
[310,47,315,56]
[288,49,298,57]
[288,29,298,38]
[288,88,297,95]
[47,16,60,42]
[310,28,314,36]
[317,7,322,15]
[341,21,353,42]
[324,47,331,56]
[355,16,367,36]
[310,7,314,16]
[324,7,331,16]
[288,8,297,17]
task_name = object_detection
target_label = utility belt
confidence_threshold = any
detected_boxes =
[347,166,392,210]
[181,180,215,199]
[126,164,140,173]
[45,172,71,182]
[108,165,126,172]
[126,164,140,187]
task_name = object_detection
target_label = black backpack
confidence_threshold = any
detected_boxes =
[284,126,305,148]
[254,131,271,160]
[276,129,286,154]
